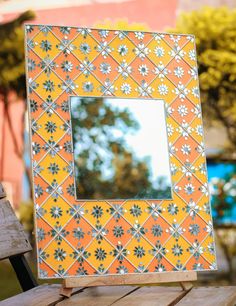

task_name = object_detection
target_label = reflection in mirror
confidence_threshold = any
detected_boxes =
[70,97,172,200]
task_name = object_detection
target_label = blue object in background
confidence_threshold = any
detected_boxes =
[207,161,235,180]
[207,160,236,224]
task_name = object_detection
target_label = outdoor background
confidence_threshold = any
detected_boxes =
[0,0,236,300]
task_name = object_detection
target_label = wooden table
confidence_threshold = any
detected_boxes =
[1,285,236,306]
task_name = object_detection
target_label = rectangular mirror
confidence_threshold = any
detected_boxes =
[70,97,172,200]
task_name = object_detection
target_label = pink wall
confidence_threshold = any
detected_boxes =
[3,0,177,30]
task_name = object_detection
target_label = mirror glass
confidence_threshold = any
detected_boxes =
[70,97,172,200]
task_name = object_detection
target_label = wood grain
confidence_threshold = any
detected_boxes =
[0,284,63,306]
[112,286,187,306]
[175,286,236,306]
[63,271,197,288]
[0,183,6,199]
[0,199,32,260]
[57,286,138,306]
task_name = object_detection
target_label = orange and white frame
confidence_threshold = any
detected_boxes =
[25,25,217,280]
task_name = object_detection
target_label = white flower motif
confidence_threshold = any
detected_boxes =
[153,61,169,80]
[115,30,128,40]
[181,144,191,155]
[100,62,111,75]
[193,243,204,255]
[97,41,112,58]
[79,43,91,54]
[170,224,184,237]
[192,86,199,98]
[208,243,215,255]
[178,104,188,117]
[165,104,174,116]
[205,221,213,233]
[138,64,149,76]
[170,163,178,175]
[181,166,192,177]
[177,121,193,139]
[169,45,186,62]
[99,29,109,38]
[101,79,117,95]
[200,183,209,196]
[195,125,203,136]
[198,163,206,175]
[158,84,168,95]
[82,81,93,92]
[117,60,132,79]
[174,66,184,78]
[154,46,165,57]
[169,143,178,156]
[135,31,145,40]
[189,49,196,61]
[79,59,95,76]
[170,34,181,43]
[191,104,201,118]
[188,200,200,217]
[188,67,198,80]
[77,28,91,37]
[174,185,181,192]
[118,44,128,56]
[61,61,73,72]
[134,43,151,59]
[184,183,195,195]
[121,83,131,95]
[153,33,165,41]
[197,144,205,156]
[167,123,174,136]
[187,35,195,42]
[173,82,190,101]
[136,81,154,96]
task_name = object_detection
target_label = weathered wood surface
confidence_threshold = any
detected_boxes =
[1,285,236,306]
[56,286,236,306]
[175,286,236,306]
[111,286,187,306]
[0,198,32,259]
[0,284,63,306]
[0,183,6,198]
[63,271,197,288]
[57,286,138,306]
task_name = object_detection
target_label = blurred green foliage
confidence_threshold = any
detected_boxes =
[19,201,34,233]
[171,7,236,149]
[0,10,35,97]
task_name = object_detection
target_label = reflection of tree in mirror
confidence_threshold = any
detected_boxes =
[71,97,171,199]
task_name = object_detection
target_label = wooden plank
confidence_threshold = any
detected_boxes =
[56,286,138,306]
[63,271,197,288]
[112,286,187,306]
[60,286,73,298]
[0,183,6,199]
[180,281,193,291]
[0,284,63,306]
[9,254,38,291]
[176,286,236,306]
[0,199,32,260]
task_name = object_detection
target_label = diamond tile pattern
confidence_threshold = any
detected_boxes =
[25,25,217,279]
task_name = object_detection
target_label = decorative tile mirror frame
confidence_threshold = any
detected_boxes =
[25,25,217,285]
